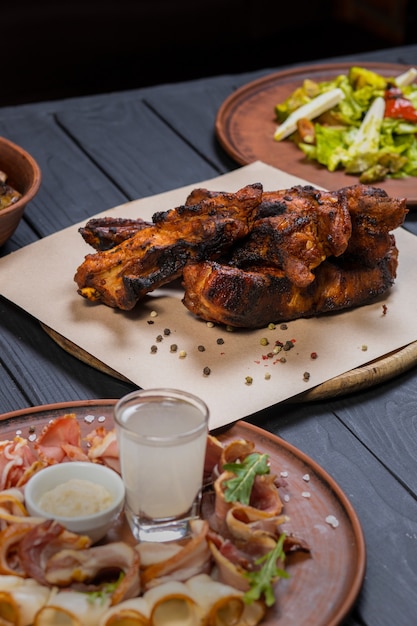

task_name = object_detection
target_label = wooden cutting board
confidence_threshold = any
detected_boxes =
[42,324,417,402]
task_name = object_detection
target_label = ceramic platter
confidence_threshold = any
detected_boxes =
[1,400,366,626]
[216,62,417,206]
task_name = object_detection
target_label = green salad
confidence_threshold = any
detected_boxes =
[273,66,417,183]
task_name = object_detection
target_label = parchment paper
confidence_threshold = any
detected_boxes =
[1,162,416,429]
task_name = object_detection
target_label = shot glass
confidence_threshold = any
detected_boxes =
[114,388,209,542]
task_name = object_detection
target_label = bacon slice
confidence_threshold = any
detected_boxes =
[35,414,87,465]
[18,520,91,585]
[85,427,120,474]
[138,519,211,590]
[0,437,39,490]
[0,522,36,576]
[44,541,140,604]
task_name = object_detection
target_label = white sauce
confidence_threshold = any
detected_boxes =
[38,478,112,517]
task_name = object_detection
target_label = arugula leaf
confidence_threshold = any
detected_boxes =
[223,452,270,505]
[244,533,289,607]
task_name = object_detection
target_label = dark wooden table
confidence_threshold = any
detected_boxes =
[1,45,417,625]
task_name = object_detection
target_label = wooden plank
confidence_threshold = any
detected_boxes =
[55,97,221,197]
[142,47,417,182]
[0,114,128,241]
[143,74,271,171]
[328,374,417,495]
[0,298,137,414]
[250,401,417,625]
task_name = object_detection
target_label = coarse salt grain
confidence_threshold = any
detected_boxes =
[84,415,95,424]
[325,515,339,528]
[301,491,311,498]
[98,416,106,423]
[280,471,288,477]
[283,494,290,502]
[302,473,310,482]
[28,434,37,442]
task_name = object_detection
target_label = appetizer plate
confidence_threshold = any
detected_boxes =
[215,62,417,205]
[1,400,366,626]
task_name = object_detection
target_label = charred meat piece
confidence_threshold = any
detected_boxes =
[79,217,151,251]
[74,183,263,310]
[337,185,408,266]
[228,188,351,288]
[182,240,398,328]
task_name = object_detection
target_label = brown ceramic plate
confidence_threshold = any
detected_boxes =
[215,62,417,205]
[1,400,365,626]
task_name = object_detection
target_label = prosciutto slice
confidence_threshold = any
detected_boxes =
[34,414,87,464]
[0,437,39,490]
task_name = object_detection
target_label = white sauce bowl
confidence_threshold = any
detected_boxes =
[24,461,125,543]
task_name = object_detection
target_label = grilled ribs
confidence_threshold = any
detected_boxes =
[75,182,407,327]
[182,241,399,328]
[227,188,352,288]
[74,183,263,310]
[79,217,150,251]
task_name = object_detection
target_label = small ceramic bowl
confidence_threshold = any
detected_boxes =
[0,136,41,247]
[24,461,125,544]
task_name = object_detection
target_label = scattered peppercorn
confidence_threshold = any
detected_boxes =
[156,334,163,342]
[147,320,154,325]
[361,345,368,351]
[283,340,294,351]
[303,371,310,381]
[264,372,271,380]
[280,323,288,330]
[150,345,158,353]
[203,366,211,376]
[170,344,178,352]
[310,352,318,359]
[150,310,158,318]
[163,328,171,336]
[382,304,387,315]
[260,337,269,346]
[216,338,224,345]
[198,345,206,352]
[268,323,276,330]
[206,321,214,328]
[179,350,187,358]
[245,376,253,385]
